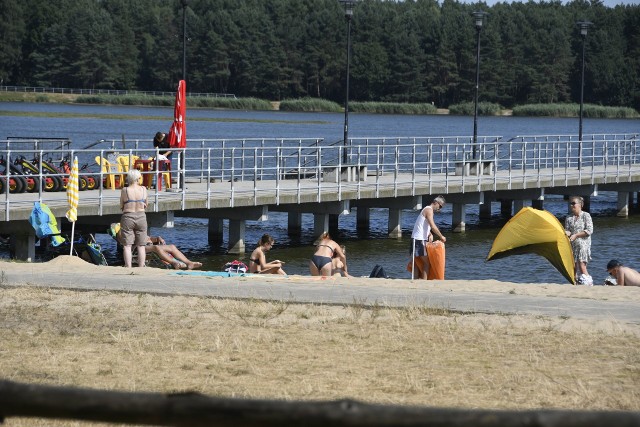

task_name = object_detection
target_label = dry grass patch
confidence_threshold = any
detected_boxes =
[0,286,639,426]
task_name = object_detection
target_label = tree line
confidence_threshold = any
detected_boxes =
[1,0,639,110]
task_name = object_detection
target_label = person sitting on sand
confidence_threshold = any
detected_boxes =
[606,259,640,287]
[114,223,201,270]
[248,234,286,275]
[331,245,351,277]
[144,235,203,270]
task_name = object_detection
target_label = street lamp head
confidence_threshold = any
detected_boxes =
[472,11,488,31]
[576,20,593,38]
[339,0,358,18]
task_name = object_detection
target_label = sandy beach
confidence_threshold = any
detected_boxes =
[1,256,639,425]
[4,256,640,304]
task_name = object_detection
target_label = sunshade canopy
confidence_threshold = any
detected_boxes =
[486,207,576,285]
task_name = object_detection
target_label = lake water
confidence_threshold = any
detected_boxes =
[1,102,639,283]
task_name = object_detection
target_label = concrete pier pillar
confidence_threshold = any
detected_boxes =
[329,214,339,235]
[207,218,224,244]
[452,203,466,233]
[583,196,591,212]
[10,231,36,262]
[356,207,370,231]
[314,214,329,238]
[479,202,492,220]
[617,192,630,217]
[148,211,175,228]
[500,200,512,218]
[513,200,526,215]
[531,200,544,210]
[228,219,246,254]
[287,212,302,236]
[388,209,402,238]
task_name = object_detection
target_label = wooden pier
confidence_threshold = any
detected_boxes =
[1,135,639,260]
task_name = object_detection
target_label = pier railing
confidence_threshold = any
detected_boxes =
[1,134,639,220]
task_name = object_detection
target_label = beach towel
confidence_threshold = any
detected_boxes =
[173,271,254,277]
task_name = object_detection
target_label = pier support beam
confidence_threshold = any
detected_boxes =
[445,192,484,233]
[148,211,175,228]
[329,214,339,235]
[11,231,36,262]
[228,219,246,254]
[0,221,36,262]
[388,209,403,238]
[479,201,492,220]
[513,200,526,214]
[207,218,224,244]
[314,214,329,238]
[287,212,302,236]
[452,203,466,233]
[356,207,370,232]
[617,192,630,217]
[500,200,512,218]
[531,200,544,210]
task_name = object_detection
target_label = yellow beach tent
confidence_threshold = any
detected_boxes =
[486,207,575,285]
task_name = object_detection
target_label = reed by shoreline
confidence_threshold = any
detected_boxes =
[1,91,638,119]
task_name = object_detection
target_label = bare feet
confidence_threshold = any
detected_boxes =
[171,261,187,270]
[187,261,203,270]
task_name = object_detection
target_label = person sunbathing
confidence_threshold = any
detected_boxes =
[606,259,640,286]
[144,235,203,270]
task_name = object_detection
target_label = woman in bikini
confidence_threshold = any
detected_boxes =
[248,234,286,275]
[119,169,148,268]
[310,232,348,277]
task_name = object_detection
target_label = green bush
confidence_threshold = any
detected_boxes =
[189,96,272,110]
[75,94,171,106]
[512,103,639,118]
[350,101,437,115]
[448,102,502,116]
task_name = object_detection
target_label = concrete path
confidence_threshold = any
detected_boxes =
[4,267,639,326]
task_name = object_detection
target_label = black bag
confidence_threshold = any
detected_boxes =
[369,264,388,278]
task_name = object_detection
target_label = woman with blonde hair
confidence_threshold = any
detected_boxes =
[249,234,286,275]
[310,232,348,277]
[565,196,593,285]
[119,169,148,268]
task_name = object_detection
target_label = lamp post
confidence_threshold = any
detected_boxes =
[181,0,189,81]
[339,0,357,164]
[577,20,592,170]
[471,11,487,160]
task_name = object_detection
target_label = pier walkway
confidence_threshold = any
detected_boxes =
[1,134,639,260]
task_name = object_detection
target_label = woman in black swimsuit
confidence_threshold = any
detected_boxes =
[248,234,286,275]
[310,232,348,277]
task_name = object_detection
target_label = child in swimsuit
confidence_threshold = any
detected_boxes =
[310,232,348,277]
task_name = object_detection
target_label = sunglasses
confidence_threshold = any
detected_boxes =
[570,202,579,206]
[436,202,444,209]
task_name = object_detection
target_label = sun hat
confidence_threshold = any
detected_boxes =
[606,259,622,271]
